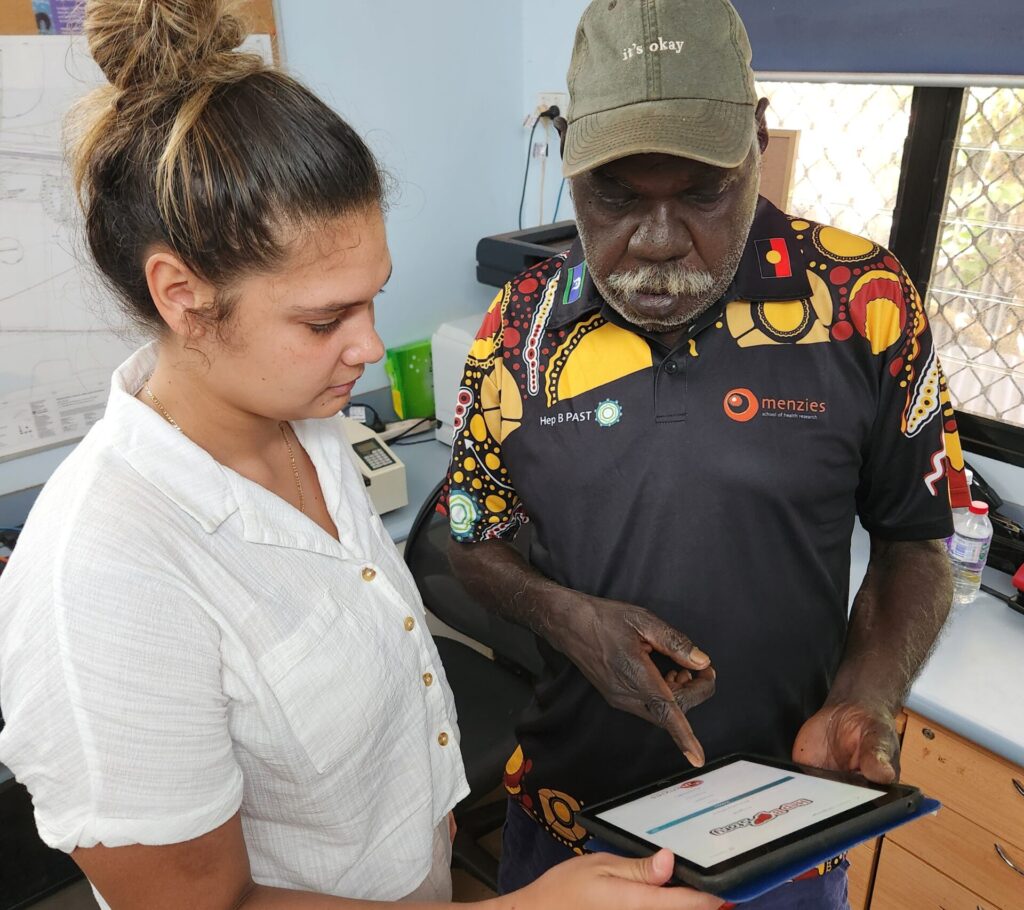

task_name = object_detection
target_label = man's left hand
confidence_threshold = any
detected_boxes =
[792,701,900,784]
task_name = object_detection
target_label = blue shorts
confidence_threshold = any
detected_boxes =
[497,799,850,909]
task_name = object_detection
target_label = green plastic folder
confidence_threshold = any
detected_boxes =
[385,339,435,419]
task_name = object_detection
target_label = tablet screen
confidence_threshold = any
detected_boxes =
[595,758,884,869]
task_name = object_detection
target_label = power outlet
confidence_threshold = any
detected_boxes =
[536,91,569,118]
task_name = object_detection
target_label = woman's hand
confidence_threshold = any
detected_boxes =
[511,849,722,910]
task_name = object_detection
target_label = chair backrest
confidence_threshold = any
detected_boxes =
[404,480,544,681]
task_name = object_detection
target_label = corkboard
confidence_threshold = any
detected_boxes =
[0,0,277,47]
[0,0,36,34]
[761,129,801,213]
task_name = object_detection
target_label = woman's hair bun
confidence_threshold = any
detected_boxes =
[85,0,260,93]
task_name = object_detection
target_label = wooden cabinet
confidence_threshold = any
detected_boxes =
[865,712,1024,909]
[901,715,1024,850]
[872,840,1000,909]
[847,837,878,910]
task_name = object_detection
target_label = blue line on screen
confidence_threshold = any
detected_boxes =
[645,775,794,834]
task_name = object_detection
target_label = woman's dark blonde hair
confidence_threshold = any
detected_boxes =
[69,0,385,331]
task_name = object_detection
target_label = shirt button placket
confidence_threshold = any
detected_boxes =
[655,353,687,421]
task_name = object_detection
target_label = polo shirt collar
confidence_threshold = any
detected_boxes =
[547,196,812,333]
[103,343,239,533]
[546,239,602,331]
[733,196,813,301]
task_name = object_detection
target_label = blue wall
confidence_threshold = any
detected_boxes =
[276,0,526,391]
[0,1,529,500]
[519,0,588,228]
[5,1,1023,504]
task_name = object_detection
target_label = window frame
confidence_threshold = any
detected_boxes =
[889,85,1024,465]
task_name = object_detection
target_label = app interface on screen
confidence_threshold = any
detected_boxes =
[598,760,884,868]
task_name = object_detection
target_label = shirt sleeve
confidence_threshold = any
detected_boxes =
[441,286,530,543]
[855,258,972,540]
[0,541,242,852]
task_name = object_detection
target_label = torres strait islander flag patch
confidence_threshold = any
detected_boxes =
[755,237,793,279]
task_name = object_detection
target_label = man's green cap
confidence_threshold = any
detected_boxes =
[564,0,758,177]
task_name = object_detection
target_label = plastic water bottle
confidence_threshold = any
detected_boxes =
[945,467,974,551]
[948,500,993,605]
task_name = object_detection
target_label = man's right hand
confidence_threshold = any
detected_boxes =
[447,538,715,764]
[545,591,716,766]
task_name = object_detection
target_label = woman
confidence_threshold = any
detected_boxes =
[0,1,719,908]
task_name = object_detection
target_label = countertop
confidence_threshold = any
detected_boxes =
[849,524,1024,768]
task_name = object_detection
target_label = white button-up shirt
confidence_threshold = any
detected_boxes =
[0,344,468,904]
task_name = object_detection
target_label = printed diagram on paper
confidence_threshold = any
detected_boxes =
[0,35,135,460]
[0,35,271,461]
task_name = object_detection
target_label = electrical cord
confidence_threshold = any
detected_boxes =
[392,435,438,447]
[518,118,540,231]
[552,177,567,223]
[518,105,560,230]
[347,402,386,433]
[387,418,437,445]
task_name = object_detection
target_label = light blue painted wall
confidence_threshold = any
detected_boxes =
[518,0,589,229]
[0,1,530,499]
[276,0,527,391]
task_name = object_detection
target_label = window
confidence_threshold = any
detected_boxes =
[755,81,913,243]
[758,80,1024,456]
[926,88,1024,429]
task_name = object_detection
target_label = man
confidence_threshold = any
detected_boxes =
[445,1,970,906]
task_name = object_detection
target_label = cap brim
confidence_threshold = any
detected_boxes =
[563,98,755,177]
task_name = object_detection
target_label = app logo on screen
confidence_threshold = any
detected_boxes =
[709,798,813,836]
[649,779,704,800]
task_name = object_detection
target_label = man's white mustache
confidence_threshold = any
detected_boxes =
[606,263,715,298]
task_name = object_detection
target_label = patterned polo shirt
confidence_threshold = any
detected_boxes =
[443,197,969,855]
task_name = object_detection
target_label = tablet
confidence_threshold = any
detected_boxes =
[579,753,924,896]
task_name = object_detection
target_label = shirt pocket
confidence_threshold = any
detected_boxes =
[257,589,402,774]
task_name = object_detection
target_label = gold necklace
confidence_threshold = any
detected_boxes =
[143,382,180,431]
[278,421,305,514]
[143,381,305,514]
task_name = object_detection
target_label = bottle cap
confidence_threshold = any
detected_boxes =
[968,500,989,516]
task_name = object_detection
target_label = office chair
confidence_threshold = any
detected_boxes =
[0,763,83,909]
[404,480,543,891]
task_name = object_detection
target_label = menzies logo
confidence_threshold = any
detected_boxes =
[723,388,759,422]
[709,799,813,836]
[723,387,828,423]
